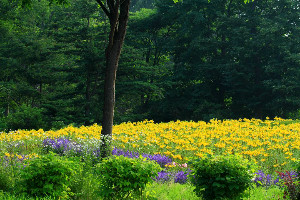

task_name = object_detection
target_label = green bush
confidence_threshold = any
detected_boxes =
[0,163,14,192]
[6,104,45,130]
[288,109,300,120]
[0,154,23,193]
[51,121,66,130]
[68,164,101,200]
[189,154,257,200]
[295,160,300,174]
[18,152,82,199]
[0,117,7,132]
[95,155,162,200]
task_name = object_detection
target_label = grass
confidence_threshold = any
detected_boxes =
[242,185,284,200]
[0,191,55,200]
[144,182,199,200]
[0,183,285,200]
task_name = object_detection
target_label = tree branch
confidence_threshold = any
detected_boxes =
[95,0,111,18]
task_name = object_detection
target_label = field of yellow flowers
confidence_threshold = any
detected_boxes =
[1,118,299,172]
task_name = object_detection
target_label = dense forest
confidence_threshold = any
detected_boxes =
[0,0,299,131]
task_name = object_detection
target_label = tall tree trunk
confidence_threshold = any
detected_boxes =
[96,0,130,158]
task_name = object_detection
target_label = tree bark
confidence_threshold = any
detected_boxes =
[95,0,130,158]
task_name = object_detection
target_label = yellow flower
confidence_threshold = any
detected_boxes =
[281,162,287,166]
[172,154,182,160]
[195,152,204,158]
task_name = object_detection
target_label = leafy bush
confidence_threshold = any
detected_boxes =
[295,160,300,174]
[50,121,66,131]
[95,155,162,199]
[189,154,257,200]
[6,104,44,130]
[69,167,101,200]
[18,152,82,199]
[288,109,300,120]
[0,117,7,132]
[0,163,14,192]
[0,153,24,193]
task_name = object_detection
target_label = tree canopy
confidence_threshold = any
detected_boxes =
[0,0,299,131]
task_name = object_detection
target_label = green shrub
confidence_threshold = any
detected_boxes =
[0,163,14,192]
[295,160,300,174]
[6,104,45,130]
[0,154,23,193]
[95,155,162,200]
[18,152,82,199]
[288,109,300,120]
[189,154,257,200]
[0,117,7,132]
[68,164,101,200]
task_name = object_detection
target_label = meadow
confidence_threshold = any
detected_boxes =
[0,118,299,199]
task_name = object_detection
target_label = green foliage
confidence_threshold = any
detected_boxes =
[50,121,67,130]
[6,104,45,130]
[242,185,284,200]
[288,110,300,120]
[290,160,300,177]
[0,117,7,132]
[144,182,199,200]
[189,154,257,200]
[1,0,300,125]
[0,153,24,193]
[151,0,300,121]
[296,160,300,174]
[0,191,56,200]
[18,152,82,199]
[68,165,101,200]
[95,155,162,199]
[0,163,14,192]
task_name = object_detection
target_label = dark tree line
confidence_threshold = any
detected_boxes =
[0,0,299,131]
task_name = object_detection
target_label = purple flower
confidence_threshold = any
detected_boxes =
[253,170,279,187]
[1,154,30,169]
[155,170,171,183]
[112,148,139,158]
[142,153,172,167]
[277,171,298,180]
[155,169,191,184]
[112,148,172,167]
[174,170,191,184]
[42,138,83,156]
